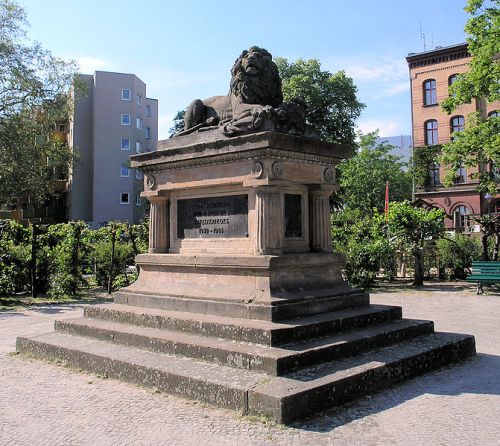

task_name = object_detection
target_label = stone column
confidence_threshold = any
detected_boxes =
[148,195,170,253]
[254,186,284,255]
[309,188,334,252]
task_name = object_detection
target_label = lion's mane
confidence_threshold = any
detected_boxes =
[229,47,283,108]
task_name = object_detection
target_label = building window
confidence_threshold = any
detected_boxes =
[429,162,440,186]
[425,120,438,145]
[121,89,131,101]
[58,123,66,132]
[136,94,142,106]
[488,110,498,118]
[423,79,437,105]
[136,117,142,129]
[121,114,131,126]
[121,138,130,150]
[145,104,151,117]
[120,193,130,204]
[451,116,465,134]
[145,127,151,139]
[455,164,467,183]
[135,141,142,153]
[136,194,141,206]
[120,166,130,177]
[136,170,143,180]
[448,74,459,86]
[453,205,470,229]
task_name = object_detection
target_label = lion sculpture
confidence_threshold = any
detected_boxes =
[174,47,314,138]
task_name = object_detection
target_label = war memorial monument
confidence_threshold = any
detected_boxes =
[17,47,476,424]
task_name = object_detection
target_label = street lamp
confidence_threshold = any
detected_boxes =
[485,193,493,215]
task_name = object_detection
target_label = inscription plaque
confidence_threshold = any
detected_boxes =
[177,195,248,239]
[285,194,302,238]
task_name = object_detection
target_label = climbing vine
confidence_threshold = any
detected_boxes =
[412,145,442,189]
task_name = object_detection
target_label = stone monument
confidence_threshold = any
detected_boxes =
[17,47,475,424]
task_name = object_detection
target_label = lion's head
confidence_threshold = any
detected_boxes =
[229,47,283,108]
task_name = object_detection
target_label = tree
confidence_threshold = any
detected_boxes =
[387,201,445,286]
[333,131,412,214]
[440,0,500,193]
[0,0,78,205]
[276,57,365,146]
[168,109,185,137]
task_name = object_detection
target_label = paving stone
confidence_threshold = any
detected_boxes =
[1,286,499,445]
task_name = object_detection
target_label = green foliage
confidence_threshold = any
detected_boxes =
[412,144,442,189]
[387,202,445,249]
[47,222,89,297]
[440,113,500,193]
[334,131,412,214]
[0,219,148,297]
[387,201,445,286]
[0,0,79,205]
[0,220,30,295]
[276,57,365,146]
[94,240,134,290]
[169,109,185,136]
[332,209,396,287]
[439,0,500,193]
[437,235,482,280]
[442,0,499,113]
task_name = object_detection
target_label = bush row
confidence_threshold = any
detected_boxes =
[0,220,148,297]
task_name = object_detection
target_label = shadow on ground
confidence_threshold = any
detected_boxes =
[0,298,112,315]
[292,352,500,432]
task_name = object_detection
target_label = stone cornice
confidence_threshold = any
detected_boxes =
[138,147,339,173]
[406,43,469,69]
[131,132,349,172]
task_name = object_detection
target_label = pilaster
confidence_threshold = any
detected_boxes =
[309,187,334,252]
[148,195,170,253]
[254,186,284,255]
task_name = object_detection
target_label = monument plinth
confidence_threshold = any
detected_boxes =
[17,47,475,424]
[117,131,360,320]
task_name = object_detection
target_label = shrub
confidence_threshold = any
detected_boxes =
[94,240,134,290]
[437,234,482,280]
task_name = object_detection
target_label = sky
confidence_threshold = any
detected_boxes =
[18,0,469,140]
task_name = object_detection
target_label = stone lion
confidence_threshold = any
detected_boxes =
[175,47,285,137]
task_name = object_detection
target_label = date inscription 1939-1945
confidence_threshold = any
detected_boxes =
[177,195,248,239]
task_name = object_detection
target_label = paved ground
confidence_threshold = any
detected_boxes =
[0,283,499,446]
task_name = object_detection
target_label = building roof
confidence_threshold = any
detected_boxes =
[406,43,469,69]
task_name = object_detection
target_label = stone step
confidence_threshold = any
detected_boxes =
[114,289,370,321]
[16,331,475,424]
[55,317,434,375]
[249,331,476,423]
[84,303,403,346]
[16,332,265,412]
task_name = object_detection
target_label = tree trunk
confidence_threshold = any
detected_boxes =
[70,224,81,296]
[493,233,500,261]
[108,227,116,294]
[30,224,37,299]
[480,229,489,261]
[412,249,424,286]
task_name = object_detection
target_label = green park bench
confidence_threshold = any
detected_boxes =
[466,261,500,294]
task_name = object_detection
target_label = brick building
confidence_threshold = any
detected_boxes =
[407,43,499,231]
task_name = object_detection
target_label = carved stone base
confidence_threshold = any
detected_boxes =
[114,253,363,321]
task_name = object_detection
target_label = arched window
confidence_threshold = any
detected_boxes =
[448,74,459,86]
[451,115,465,134]
[488,110,498,118]
[425,120,438,144]
[423,79,437,105]
[453,205,470,229]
